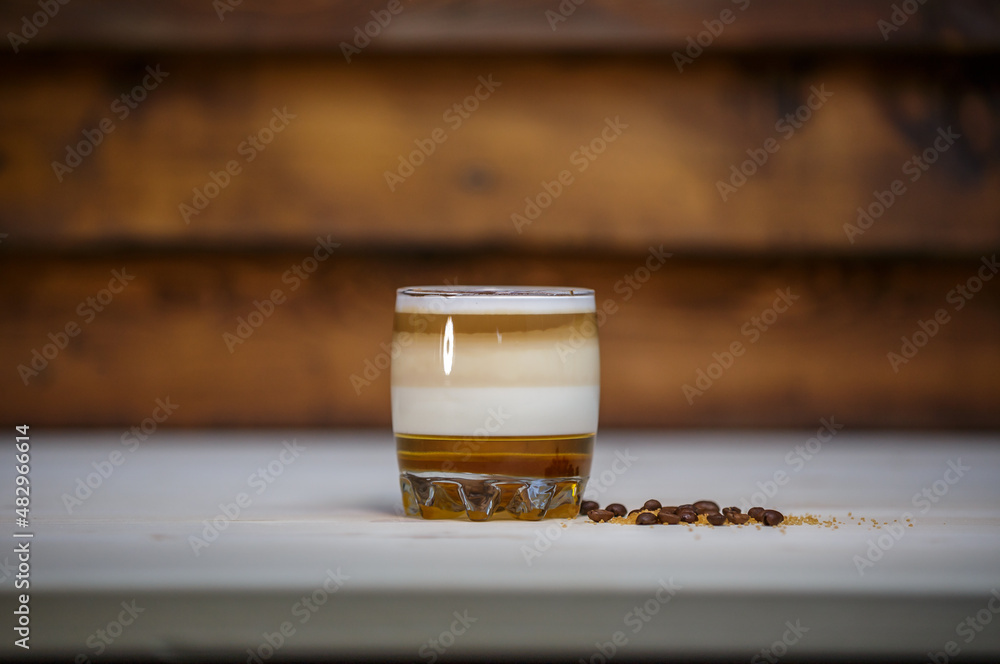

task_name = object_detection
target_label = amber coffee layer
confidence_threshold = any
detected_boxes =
[397,434,594,521]
[396,433,594,477]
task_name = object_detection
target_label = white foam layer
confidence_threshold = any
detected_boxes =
[396,286,595,315]
[392,385,599,436]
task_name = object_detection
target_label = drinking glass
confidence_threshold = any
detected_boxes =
[392,286,599,520]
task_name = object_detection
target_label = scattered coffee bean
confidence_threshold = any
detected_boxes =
[582,499,791,529]
[763,510,784,526]
[605,503,627,517]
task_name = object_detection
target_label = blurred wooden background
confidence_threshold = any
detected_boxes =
[1,1,998,429]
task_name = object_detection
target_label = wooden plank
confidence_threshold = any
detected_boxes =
[0,54,998,253]
[2,0,998,52]
[2,252,998,428]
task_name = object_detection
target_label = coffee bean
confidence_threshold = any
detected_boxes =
[763,510,784,526]
[586,499,786,528]
[605,503,627,517]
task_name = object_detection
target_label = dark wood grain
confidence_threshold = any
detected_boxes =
[2,252,998,428]
[0,54,998,254]
[2,0,998,52]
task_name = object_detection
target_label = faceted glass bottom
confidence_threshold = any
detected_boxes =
[399,472,588,521]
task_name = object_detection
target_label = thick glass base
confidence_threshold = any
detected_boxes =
[399,472,587,521]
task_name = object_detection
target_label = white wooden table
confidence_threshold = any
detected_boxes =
[4,430,1000,661]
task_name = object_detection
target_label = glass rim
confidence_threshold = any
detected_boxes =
[395,285,595,315]
[397,286,593,298]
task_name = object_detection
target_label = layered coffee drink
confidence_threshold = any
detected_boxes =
[392,286,599,520]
